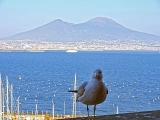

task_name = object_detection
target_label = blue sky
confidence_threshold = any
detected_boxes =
[0,0,160,37]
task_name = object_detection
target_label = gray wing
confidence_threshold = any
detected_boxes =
[77,82,88,101]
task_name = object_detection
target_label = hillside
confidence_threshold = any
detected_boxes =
[2,17,160,42]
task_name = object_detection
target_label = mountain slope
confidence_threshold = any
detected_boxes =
[2,17,160,42]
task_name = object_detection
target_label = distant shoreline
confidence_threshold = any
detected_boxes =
[0,49,160,53]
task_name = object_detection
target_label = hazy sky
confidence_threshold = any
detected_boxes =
[0,0,160,38]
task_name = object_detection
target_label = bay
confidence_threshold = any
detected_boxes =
[0,51,160,115]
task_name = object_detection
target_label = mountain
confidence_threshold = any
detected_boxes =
[1,17,160,42]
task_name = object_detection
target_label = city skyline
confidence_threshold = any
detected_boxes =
[0,0,160,38]
[1,39,160,51]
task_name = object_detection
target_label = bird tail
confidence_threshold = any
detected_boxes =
[68,90,78,93]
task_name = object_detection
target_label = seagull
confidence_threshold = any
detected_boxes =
[68,69,108,119]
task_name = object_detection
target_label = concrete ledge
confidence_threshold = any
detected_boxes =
[62,110,160,120]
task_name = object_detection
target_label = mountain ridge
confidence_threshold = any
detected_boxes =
[1,17,160,42]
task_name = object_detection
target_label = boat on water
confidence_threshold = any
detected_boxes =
[66,50,77,53]
[19,75,22,80]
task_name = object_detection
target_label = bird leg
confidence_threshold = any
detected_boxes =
[94,105,96,119]
[87,105,89,118]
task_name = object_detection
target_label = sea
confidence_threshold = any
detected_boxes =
[0,50,160,116]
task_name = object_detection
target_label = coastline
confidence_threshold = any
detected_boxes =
[0,49,160,53]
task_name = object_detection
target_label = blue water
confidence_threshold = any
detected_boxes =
[0,51,160,115]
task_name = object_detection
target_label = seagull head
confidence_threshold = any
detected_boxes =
[92,69,103,80]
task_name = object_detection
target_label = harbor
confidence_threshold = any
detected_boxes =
[0,52,160,119]
[0,74,84,120]
[1,73,160,120]
[2,113,86,120]
[2,110,160,120]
